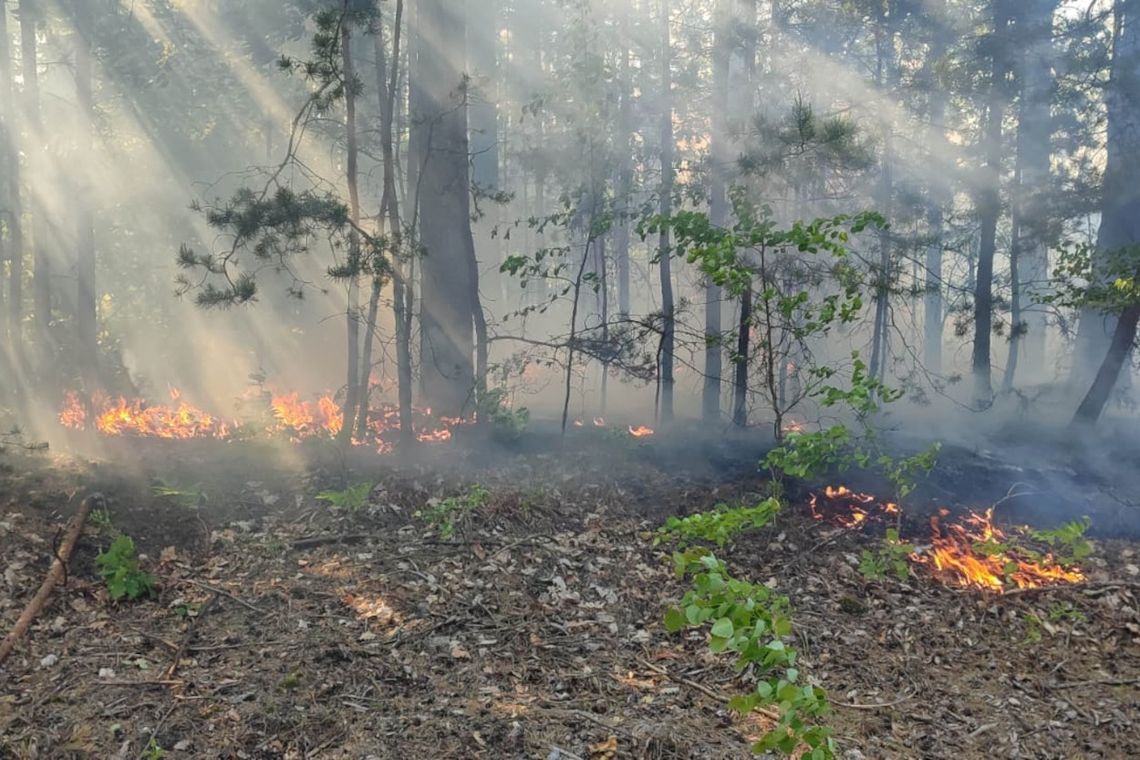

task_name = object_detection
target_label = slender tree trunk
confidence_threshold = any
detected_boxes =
[733,284,752,427]
[705,0,731,421]
[614,5,632,318]
[339,10,362,442]
[0,1,21,350]
[923,5,951,376]
[972,0,1012,404]
[413,0,477,416]
[19,0,48,352]
[1015,0,1058,380]
[1072,305,1140,426]
[1074,0,1140,393]
[657,0,675,422]
[73,0,97,388]
[869,9,897,383]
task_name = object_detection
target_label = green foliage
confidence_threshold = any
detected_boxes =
[763,352,940,500]
[415,486,490,539]
[665,547,834,757]
[1044,242,1140,313]
[316,482,372,512]
[476,385,530,442]
[1030,518,1093,568]
[858,529,915,583]
[89,507,115,535]
[656,498,782,547]
[152,482,206,509]
[96,535,156,601]
[141,738,165,760]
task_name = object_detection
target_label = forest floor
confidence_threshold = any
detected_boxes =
[0,429,1138,759]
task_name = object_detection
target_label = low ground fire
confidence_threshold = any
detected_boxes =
[810,485,1086,592]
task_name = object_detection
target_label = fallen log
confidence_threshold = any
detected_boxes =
[0,493,101,668]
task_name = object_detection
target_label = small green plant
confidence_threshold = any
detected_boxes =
[476,385,530,441]
[415,485,490,538]
[142,739,165,760]
[1030,518,1093,568]
[665,547,834,758]
[1023,612,1043,644]
[152,481,206,509]
[89,507,115,535]
[857,529,914,583]
[656,498,781,547]
[96,535,156,601]
[1047,603,1087,624]
[281,672,301,689]
[316,482,372,512]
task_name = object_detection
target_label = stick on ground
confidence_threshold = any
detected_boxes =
[0,493,101,668]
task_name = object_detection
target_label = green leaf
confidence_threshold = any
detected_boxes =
[664,607,686,632]
[711,618,734,638]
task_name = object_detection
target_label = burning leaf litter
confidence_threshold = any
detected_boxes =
[811,485,1085,592]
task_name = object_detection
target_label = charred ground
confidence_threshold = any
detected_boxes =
[0,428,1138,759]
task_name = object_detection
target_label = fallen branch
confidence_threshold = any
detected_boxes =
[638,657,781,722]
[0,494,100,668]
[177,578,266,614]
[165,594,219,680]
[291,533,374,550]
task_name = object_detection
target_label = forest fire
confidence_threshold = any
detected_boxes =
[810,486,1084,592]
[628,424,655,438]
[59,389,458,451]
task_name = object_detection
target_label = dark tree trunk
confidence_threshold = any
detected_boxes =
[412,0,477,417]
[733,284,752,427]
[1074,0,1140,392]
[657,0,675,423]
[1072,306,1140,426]
[339,10,362,442]
[614,7,632,318]
[972,0,1012,404]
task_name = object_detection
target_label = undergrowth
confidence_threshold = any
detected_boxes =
[96,535,156,601]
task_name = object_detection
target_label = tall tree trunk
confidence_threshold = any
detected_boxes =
[705,0,731,422]
[0,1,21,350]
[733,285,752,427]
[18,0,48,352]
[869,5,897,383]
[339,10,362,442]
[1014,0,1058,380]
[1072,305,1140,426]
[467,0,496,399]
[367,0,412,445]
[413,0,477,417]
[972,0,1012,404]
[923,4,951,376]
[1074,0,1140,394]
[657,0,675,423]
[73,0,97,388]
[614,6,632,318]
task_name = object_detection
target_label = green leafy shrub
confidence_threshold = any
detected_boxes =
[1030,518,1093,568]
[415,485,490,538]
[858,528,915,582]
[317,482,372,512]
[656,498,781,547]
[477,385,529,442]
[665,548,834,758]
[96,535,156,601]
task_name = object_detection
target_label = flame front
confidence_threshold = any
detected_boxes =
[628,424,654,438]
[60,388,459,451]
[811,486,1084,592]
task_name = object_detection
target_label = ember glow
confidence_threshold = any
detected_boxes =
[810,486,1084,592]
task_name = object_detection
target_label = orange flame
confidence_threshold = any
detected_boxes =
[628,424,655,438]
[811,486,1084,592]
[593,417,606,427]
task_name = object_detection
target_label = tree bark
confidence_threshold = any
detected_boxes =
[972,0,1012,404]
[1074,0,1140,392]
[0,1,20,349]
[705,0,731,422]
[18,0,49,351]
[614,5,633,318]
[733,284,752,427]
[339,9,362,443]
[412,0,477,417]
[657,0,675,423]
[1072,305,1140,426]
[73,0,97,388]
